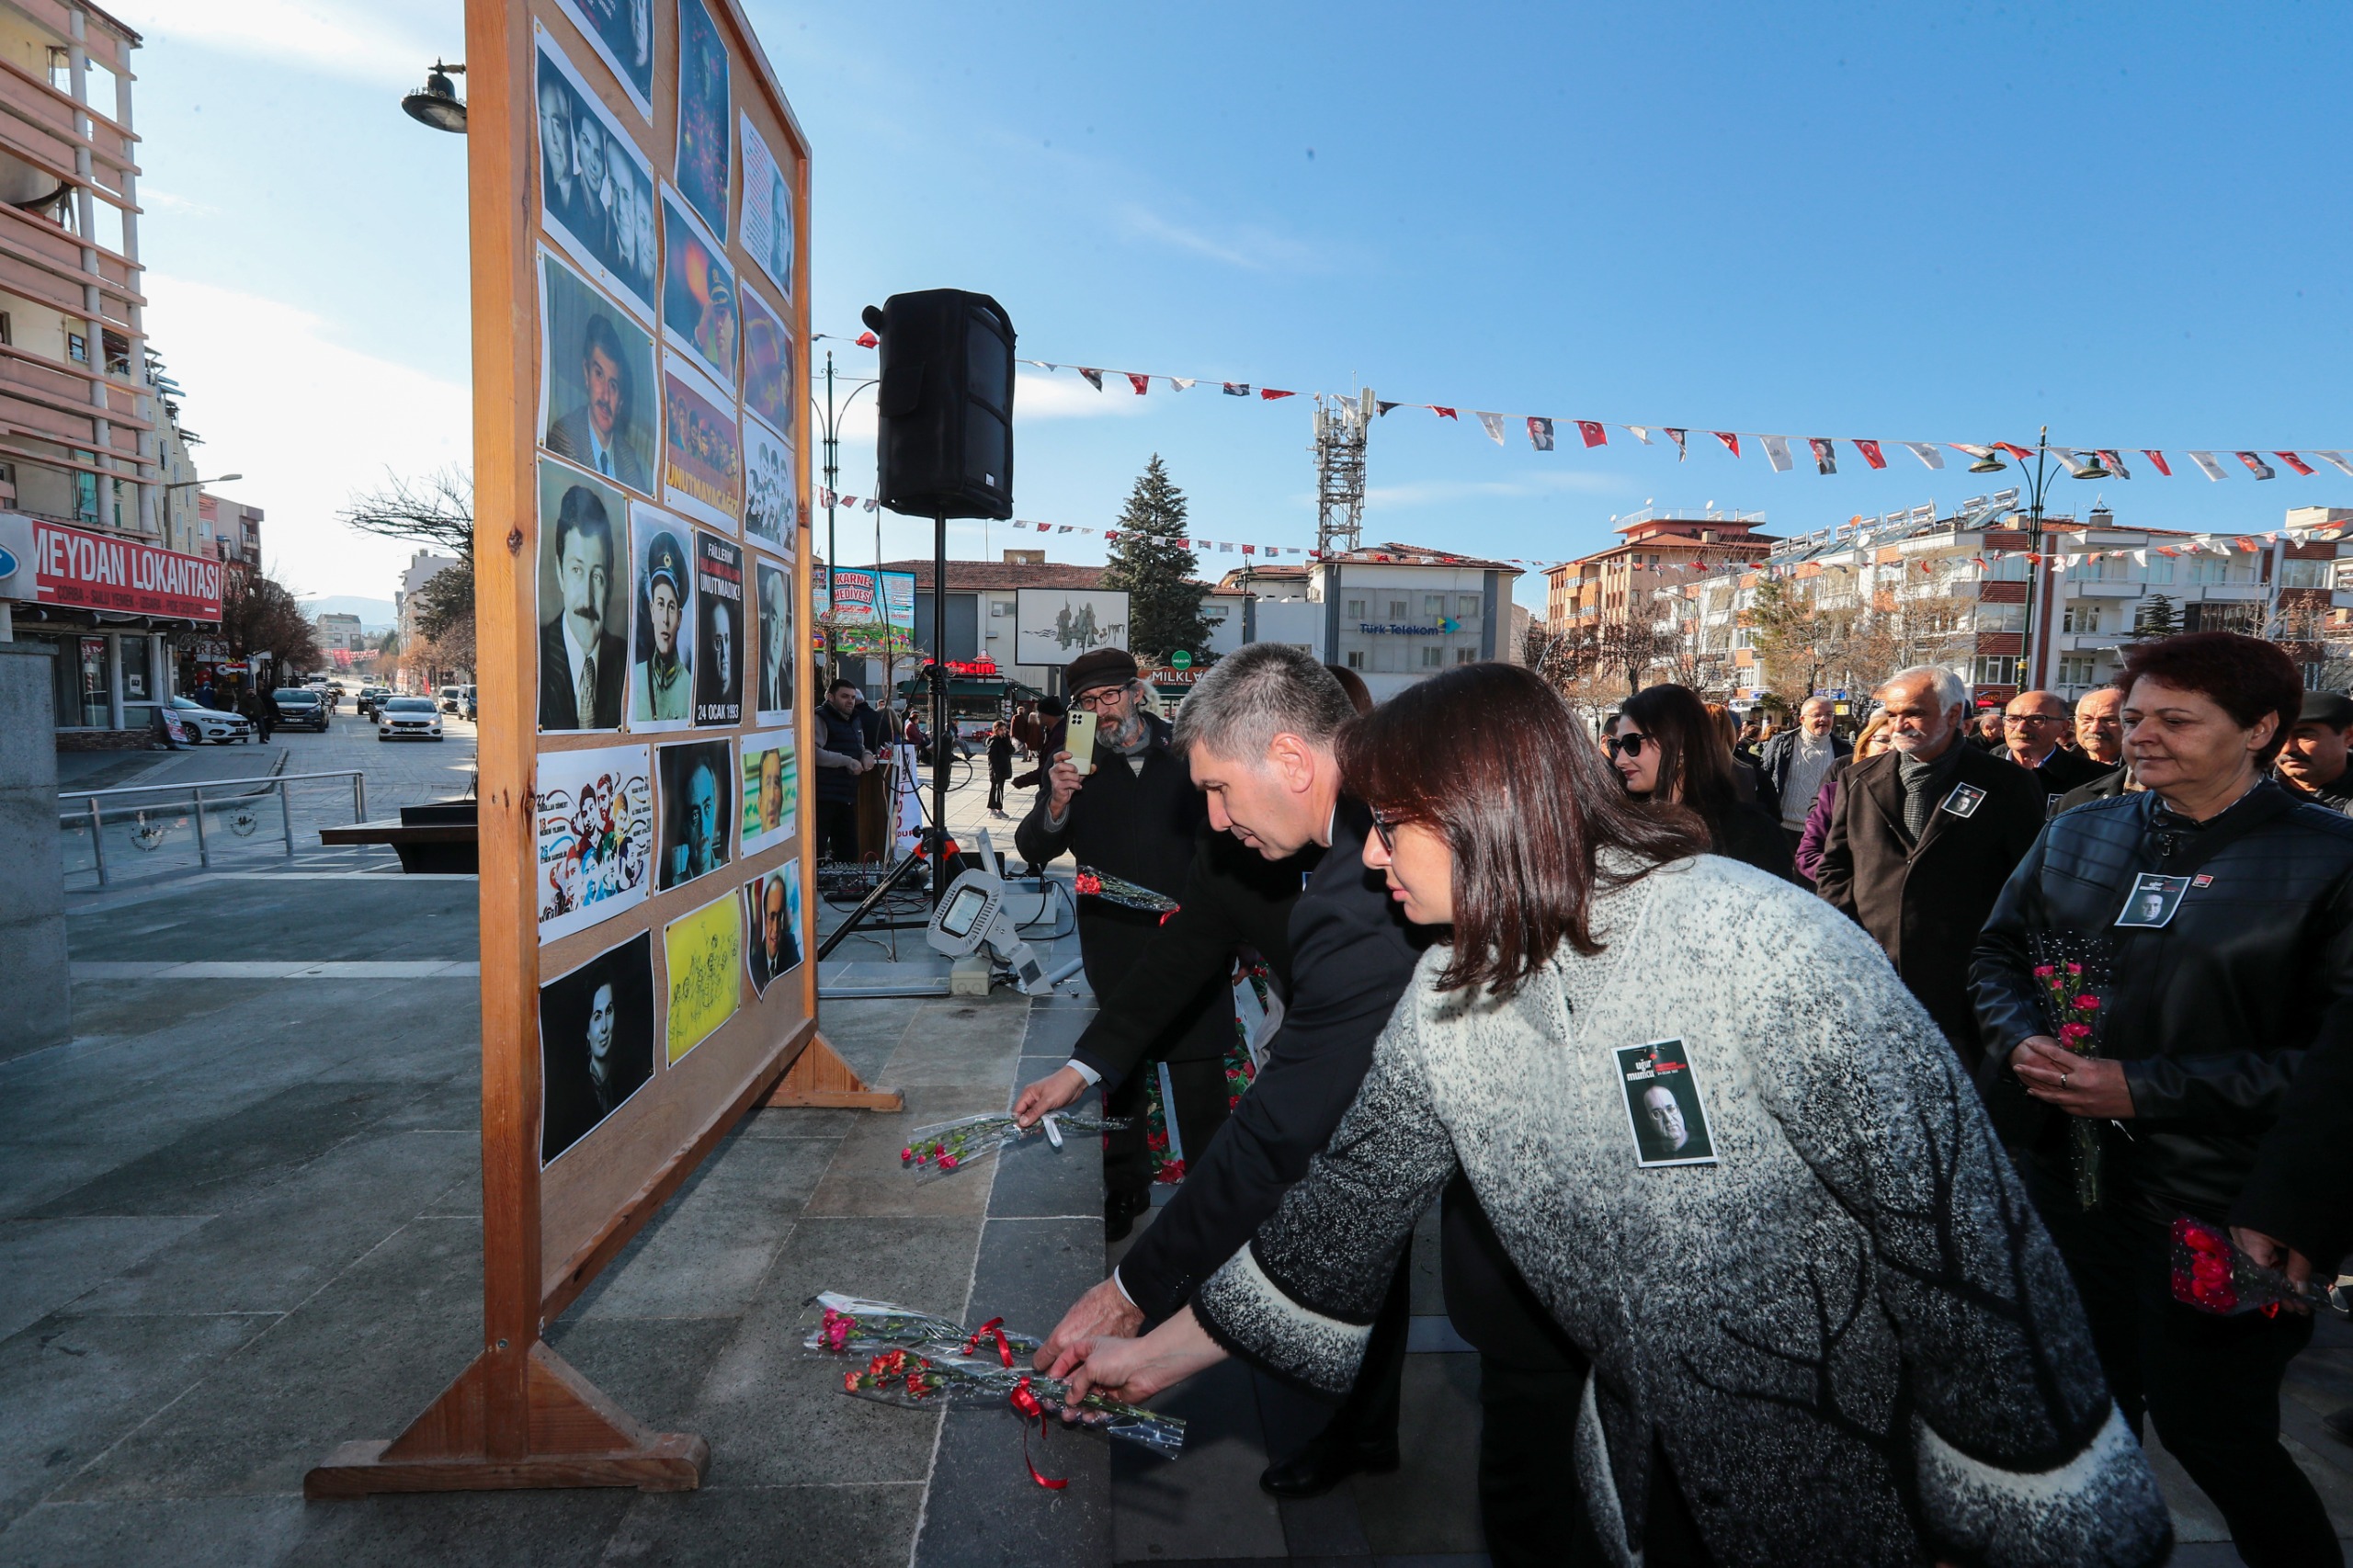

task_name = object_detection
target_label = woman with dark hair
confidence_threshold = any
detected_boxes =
[1972,631,2353,1568]
[1608,683,1796,880]
[1063,663,2169,1567]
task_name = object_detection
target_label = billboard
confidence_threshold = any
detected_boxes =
[813,564,916,657]
[1014,586,1130,666]
[0,516,224,621]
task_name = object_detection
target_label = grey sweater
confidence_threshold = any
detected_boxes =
[1194,853,2169,1568]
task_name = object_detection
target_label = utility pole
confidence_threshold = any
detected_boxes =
[1314,388,1372,664]
[813,349,878,688]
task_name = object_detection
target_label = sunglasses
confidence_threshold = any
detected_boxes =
[1605,732,1655,758]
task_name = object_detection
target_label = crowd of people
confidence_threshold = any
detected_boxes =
[995,631,2353,1567]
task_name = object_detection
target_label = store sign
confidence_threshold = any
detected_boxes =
[1145,666,1200,685]
[1357,621,1449,636]
[2,517,223,620]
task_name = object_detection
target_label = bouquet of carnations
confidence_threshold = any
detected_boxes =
[1072,865,1178,915]
[2029,932,2113,1210]
[2169,1217,2342,1318]
[901,1109,1130,1179]
[803,1292,1044,1362]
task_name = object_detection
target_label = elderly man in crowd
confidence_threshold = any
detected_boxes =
[1757,694,1849,859]
[2276,689,2353,813]
[2055,683,2135,810]
[2004,688,2109,801]
[1814,665,2044,1070]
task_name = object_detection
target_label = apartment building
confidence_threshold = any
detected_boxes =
[1543,506,1777,630]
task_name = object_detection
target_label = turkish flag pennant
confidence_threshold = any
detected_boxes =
[2097,449,2132,480]
[1075,369,1104,391]
[2143,449,2173,477]
[1807,437,1837,474]
[1577,420,1608,448]
[1104,530,1118,540]
[1665,428,1688,460]
[1712,432,1741,458]
[1431,406,1459,420]
[1527,417,1556,451]
[2276,451,2316,476]
[1853,439,1887,470]
[1222,382,1250,396]
[1995,442,2036,460]
[1242,544,1256,555]
[1261,388,1295,401]
[1126,373,1150,395]
[855,331,878,348]
[2236,451,2278,480]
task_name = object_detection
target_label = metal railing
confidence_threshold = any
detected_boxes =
[58,770,368,887]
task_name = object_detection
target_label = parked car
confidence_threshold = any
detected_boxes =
[269,687,330,733]
[378,695,444,742]
[459,684,477,721]
[438,685,461,713]
[357,686,390,719]
[166,696,253,744]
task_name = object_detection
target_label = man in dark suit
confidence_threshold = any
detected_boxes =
[2004,687,2111,801]
[546,313,651,491]
[537,483,627,731]
[1816,664,2046,1071]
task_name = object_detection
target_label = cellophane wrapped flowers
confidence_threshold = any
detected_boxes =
[2169,1217,2338,1318]
[2029,931,2113,1210]
[1072,865,1178,915]
[901,1110,1130,1179]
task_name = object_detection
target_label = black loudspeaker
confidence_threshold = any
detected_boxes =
[866,290,1015,521]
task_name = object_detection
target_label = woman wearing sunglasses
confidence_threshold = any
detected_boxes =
[1058,663,2168,1568]
[1608,683,1797,881]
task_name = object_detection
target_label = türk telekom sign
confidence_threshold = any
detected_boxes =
[0,514,223,621]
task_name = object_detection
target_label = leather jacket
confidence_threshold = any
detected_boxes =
[1971,779,2353,1223]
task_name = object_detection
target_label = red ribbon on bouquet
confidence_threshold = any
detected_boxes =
[1007,1375,1069,1490]
[964,1315,1015,1367]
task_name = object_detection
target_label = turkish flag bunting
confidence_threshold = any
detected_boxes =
[1577,421,1608,448]
[1854,439,1887,470]
[1431,406,1458,420]
[2276,451,2316,476]
[855,331,878,348]
[1126,373,1150,395]
[1261,389,1295,401]
[2143,449,2173,477]
[1995,442,2036,460]
[1712,432,1741,458]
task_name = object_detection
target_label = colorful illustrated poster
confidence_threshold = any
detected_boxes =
[536,458,631,734]
[660,187,738,393]
[739,286,792,437]
[540,929,656,1165]
[629,501,695,731]
[673,0,732,243]
[549,0,655,120]
[744,864,803,998]
[738,112,793,300]
[739,729,796,854]
[655,737,735,891]
[664,890,743,1063]
[539,246,657,495]
[743,414,794,551]
[661,356,742,532]
[693,530,744,727]
[753,557,793,722]
[533,26,657,324]
[533,743,654,943]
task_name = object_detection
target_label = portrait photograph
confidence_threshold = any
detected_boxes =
[754,559,794,723]
[2115,872,2191,930]
[674,0,733,243]
[534,742,654,944]
[693,530,744,728]
[533,27,657,324]
[539,246,656,495]
[661,187,738,393]
[549,0,654,119]
[1614,1039,1718,1169]
[738,729,796,854]
[738,285,793,438]
[660,355,742,532]
[629,501,695,732]
[738,112,794,300]
[536,457,631,733]
[743,414,795,551]
[656,737,735,891]
[663,890,742,1065]
[540,930,656,1166]
[744,864,803,998]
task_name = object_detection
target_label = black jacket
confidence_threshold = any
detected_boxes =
[2016,744,2111,802]
[2231,999,2353,1268]
[537,618,627,731]
[813,701,879,803]
[1972,781,2353,1225]
[1704,798,1799,881]
[2055,763,2131,813]
[1813,742,2046,1066]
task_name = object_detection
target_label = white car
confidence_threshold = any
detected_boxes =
[166,696,253,744]
[377,695,445,742]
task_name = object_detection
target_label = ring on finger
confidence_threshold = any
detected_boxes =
[2060,1072,2071,1089]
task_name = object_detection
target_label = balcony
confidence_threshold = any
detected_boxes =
[2069,582,2143,599]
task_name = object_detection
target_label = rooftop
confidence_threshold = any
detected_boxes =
[1324,540,1525,574]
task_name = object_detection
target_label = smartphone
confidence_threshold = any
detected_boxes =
[1063,710,1098,776]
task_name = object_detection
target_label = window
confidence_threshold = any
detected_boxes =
[1984,554,2029,582]
[66,332,86,364]
[1972,654,2019,687]
[1424,594,1446,617]
[1346,650,1366,669]
[2187,602,2258,634]
[1345,598,1366,619]
[1388,600,1408,619]
[2281,559,2331,589]
[2188,557,2227,585]
[1458,595,1481,617]
[1455,646,1475,665]
[2058,654,2100,687]
[1975,601,2027,632]
[72,468,97,522]
[2062,604,2101,634]
[2143,555,2175,584]
[1420,645,1443,667]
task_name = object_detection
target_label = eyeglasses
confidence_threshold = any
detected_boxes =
[1370,808,1401,853]
[2004,712,2066,726]
[1604,732,1654,758]
[1072,688,1127,711]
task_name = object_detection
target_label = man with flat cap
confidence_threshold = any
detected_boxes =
[2277,689,2353,814]
[1016,647,1233,1239]
[631,529,691,723]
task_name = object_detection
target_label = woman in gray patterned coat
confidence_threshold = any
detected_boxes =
[1062,664,2170,1568]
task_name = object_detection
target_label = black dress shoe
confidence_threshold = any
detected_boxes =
[1104,1187,1152,1243]
[1257,1430,1400,1499]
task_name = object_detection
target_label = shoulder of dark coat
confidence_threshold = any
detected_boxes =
[2284,798,2353,846]
[1954,744,2043,799]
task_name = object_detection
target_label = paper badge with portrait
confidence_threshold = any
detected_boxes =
[655,736,735,892]
[743,414,796,555]
[743,864,803,999]
[738,113,795,301]
[692,530,744,728]
[753,558,794,724]
[540,929,656,1166]
[534,742,654,944]
[1614,1039,1719,1169]
[660,187,738,394]
[673,0,733,244]
[738,729,797,855]
[548,0,656,120]
[539,247,657,496]
[628,501,696,732]
[659,355,742,534]
[536,458,631,735]
[532,26,657,325]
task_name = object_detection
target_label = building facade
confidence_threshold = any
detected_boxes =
[1300,541,1523,700]
[1543,507,1775,630]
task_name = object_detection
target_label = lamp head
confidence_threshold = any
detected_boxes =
[403,62,468,133]
[2075,451,2112,480]
[1967,449,2007,474]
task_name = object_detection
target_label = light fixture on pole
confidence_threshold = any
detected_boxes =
[2074,450,2113,480]
[1968,448,2007,474]
[402,62,468,133]
[165,472,243,490]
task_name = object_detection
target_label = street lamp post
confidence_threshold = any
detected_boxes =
[811,349,878,688]
[1968,426,2107,693]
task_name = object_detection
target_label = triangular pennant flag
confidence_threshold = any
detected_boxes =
[2276,450,2315,476]
[1760,435,1794,472]
[1241,544,1256,555]
[1527,416,1556,451]
[1899,441,1944,470]
[1807,437,1837,474]
[856,331,878,348]
[1430,405,1459,420]
[1057,526,1074,534]
[1994,442,2036,461]
[2143,449,2173,477]
[1577,420,1608,448]
[1475,412,1506,444]
[1261,388,1295,401]
[1376,401,1400,415]
[838,494,858,507]
[1171,378,1195,391]
[2304,450,2351,477]
[1219,542,1233,552]
[2187,450,2228,481]
[1853,438,1887,470]
[1712,431,1741,458]
[1104,530,1118,540]
[2236,452,2278,480]
[1076,368,1104,391]
[1222,382,1250,396]
[1665,428,1688,460]
[1625,426,1654,445]
[2050,448,2099,479]
[1125,373,1150,395]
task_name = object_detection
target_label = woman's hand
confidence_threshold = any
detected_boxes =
[1054,1305,1228,1405]
[2010,1035,2135,1119]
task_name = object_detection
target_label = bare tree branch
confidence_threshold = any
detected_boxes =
[339,467,476,562]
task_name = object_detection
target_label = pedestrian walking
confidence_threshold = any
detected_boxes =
[1608,683,1795,880]
[1973,631,2353,1568]
[1792,708,1892,882]
[242,686,274,744]
[1757,694,1849,858]
[984,720,1013,815]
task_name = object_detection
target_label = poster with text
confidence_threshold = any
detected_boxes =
[533,26,656,324]
[540,930,656,1165]
[738,729,796,854]
[663,890,742,1064]
[536,457,631,733]
[754,557,794,722]
[534,742,654,943]
[539,246,656,494]
[673,0,732,243]
[660,187,737,393]
[743,864,803,998]
[660,356,742,532]
[738,112,794,300]
[693,530,744,727]
[738,285,792,437]
[1014,586,1131,666]
[548,0,654,119]
[655,736,735,891]
[629,501,694,731]
[742,413,795,552]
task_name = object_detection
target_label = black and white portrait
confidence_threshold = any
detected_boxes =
[743,414,794,551]
[537,460,630,733]
[739,113,795,300]
[693,531,744,727]
[755,559,793,722]
[549,0,654,119]
[656,738,735,891]
[540,930,656,1165]
[1615,1038,1717,1168]
[535,28,657,324]
[2114,872,2191,930]
[540,247,656,493]
[744,865,803,997]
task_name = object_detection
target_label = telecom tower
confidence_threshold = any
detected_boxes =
[1314,389,1374,663]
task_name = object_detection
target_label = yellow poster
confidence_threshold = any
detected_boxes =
[663,892,743,1063]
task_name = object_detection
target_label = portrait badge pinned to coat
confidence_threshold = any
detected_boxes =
[1615,1038,1718,1168]
[1940,781,1987,819]
[2114,871,2192,929]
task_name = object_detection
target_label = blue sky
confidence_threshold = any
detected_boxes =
[119,2,2353,615]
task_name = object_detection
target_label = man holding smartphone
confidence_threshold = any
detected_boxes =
[1015,648,1233,1239]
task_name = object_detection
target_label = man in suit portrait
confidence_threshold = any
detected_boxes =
[547,313,650,490]
[538,483,627,731]
[536,74,581,237]
[756,563,791,715]
[746,870,799,994]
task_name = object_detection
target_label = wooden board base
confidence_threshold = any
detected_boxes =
[767,1031,903,1110]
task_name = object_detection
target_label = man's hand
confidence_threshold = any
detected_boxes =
[1045,751,1083,817]
[2232,1226,2315,1314]
[1034,1276,1142,1372]
[1013,1065,1088,1129]
[1056,1305,1227,1403]
[2010,1035,2136,1119]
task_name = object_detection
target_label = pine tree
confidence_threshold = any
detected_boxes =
[2130,593,2181,641]
[1101,455,1214,665]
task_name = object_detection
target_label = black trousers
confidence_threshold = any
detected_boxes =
[1101,1054,1231,1195]
[813,798,859,863]
[987,774,1007,811]
[2029,1166,2339,1568]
